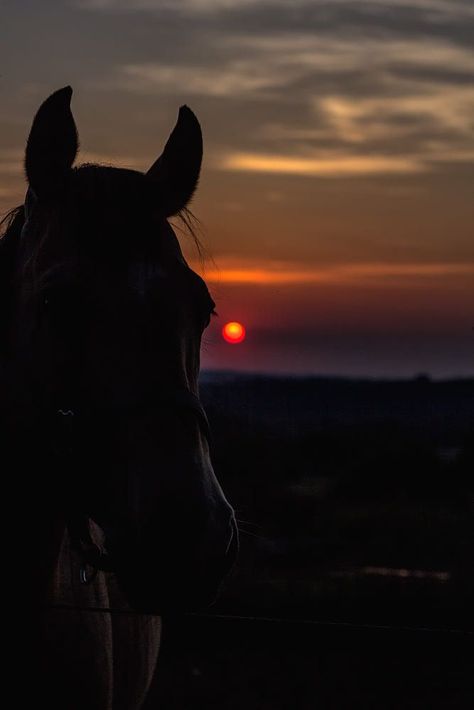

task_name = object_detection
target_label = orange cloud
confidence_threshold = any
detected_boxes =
[195,258,474,286]
[218,152,426,177]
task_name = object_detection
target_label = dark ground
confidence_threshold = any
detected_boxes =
[146,615,473,709]
[148,374,473,708]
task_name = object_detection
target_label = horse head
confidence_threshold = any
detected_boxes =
[1,87,238,612]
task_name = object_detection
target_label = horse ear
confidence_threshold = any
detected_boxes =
[146,105,202,217]
[25,86,78,198]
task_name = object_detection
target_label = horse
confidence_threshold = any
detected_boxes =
[0,86,238,709]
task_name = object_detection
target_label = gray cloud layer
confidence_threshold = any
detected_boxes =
[71,0,474,177]
[3,2,472,172]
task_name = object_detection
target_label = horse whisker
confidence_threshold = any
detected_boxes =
[236,518,263,530]
[236,526,265,540]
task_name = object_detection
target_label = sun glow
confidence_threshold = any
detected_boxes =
[223,321,246,344]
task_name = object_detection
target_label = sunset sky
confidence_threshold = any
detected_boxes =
[2,0,473,376]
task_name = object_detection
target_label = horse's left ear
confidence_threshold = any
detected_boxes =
[146,105,202,217]
[25,86,78,199]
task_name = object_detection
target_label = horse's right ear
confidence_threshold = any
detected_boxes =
[25,86,78,199]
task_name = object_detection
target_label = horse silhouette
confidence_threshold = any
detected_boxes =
[0,87,238,709]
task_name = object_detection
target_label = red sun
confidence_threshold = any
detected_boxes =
[222,321,246,344]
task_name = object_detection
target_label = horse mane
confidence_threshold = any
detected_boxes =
[0,204,25,279]
[0,205,25,243]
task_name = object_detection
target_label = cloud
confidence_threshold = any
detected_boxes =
[77,0,293,9]
[195,257,474,286]
[8,0,474,194]
[222,34,474,75]
[107,25,473,178]
[318,87,474,144]
[218,152,426,177]
[0,187,20,199]
[77,0,474,19]
[0,149,24,177]
[117,34,474,98]
[120,61,298,97]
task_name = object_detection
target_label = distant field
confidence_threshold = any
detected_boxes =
[146,615,473,709]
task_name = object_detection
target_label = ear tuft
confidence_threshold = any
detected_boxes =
[25,86,79,198]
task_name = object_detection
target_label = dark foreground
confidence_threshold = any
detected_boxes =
[146,614,473,709]
[147,374,473,708]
